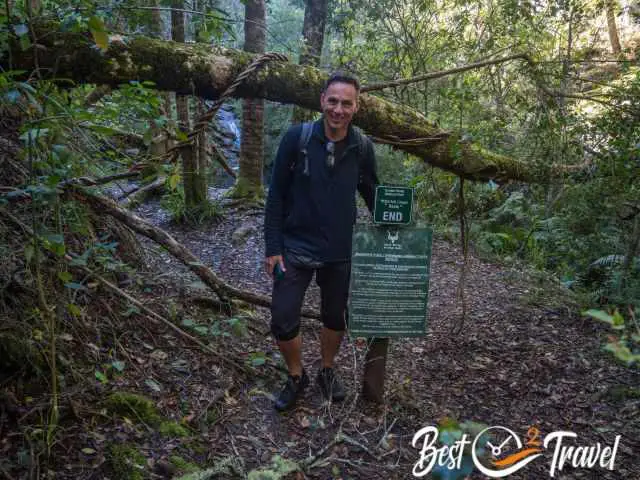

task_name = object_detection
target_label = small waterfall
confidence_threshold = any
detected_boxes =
[210,103,241,188]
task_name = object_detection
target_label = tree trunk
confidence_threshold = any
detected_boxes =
[605,0,622,56]
[149,0,163,38]
[150,0,172,118]
[196,98,209,198]
[8,24,543,183]
[172,0,207,207]
[292,0,328,124]
[234,0,267,199]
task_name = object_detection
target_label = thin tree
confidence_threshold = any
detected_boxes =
[233,0,266,198]
[605,0,622,56]
[291,0,328,124]
[172,0,207,208]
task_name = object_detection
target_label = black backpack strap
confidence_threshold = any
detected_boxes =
[294,121,314,176]
[352,126,372,180]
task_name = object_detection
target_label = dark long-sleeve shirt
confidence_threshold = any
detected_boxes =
[264,119,378,262]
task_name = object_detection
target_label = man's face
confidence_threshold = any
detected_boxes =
[320,81,359,134]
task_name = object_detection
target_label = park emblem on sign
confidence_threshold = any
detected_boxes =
[373,185,413,225]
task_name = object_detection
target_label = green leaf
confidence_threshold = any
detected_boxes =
[181,318,195,327]
[175,130,188,142]
[169,174,181,191]
[95,370,108,383]
[20,128,49,144]
[111,360,125,372]
[91,29,109,51]
[251,357,266,366]
[122,305,140,317]
[81,447,96,455]
[89,16,109,50]
[249,352,267,367]
[19,34,31,51]
[88,16,106,32]
[583,309,614,324]
[58,271,73,283]
[612,310,626,328]
[194,325,209,336]
[67,303,82,317]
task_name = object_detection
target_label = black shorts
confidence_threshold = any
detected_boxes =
[270,256,350,341]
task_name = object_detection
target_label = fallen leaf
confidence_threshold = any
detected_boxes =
[145,379,162,392]
[298,415,311,428]
[150,350,168,361]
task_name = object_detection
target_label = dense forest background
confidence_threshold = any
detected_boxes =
[0,0,639,478]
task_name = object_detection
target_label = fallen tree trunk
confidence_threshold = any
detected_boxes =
[9,22,539,183]
[68,184,320,319]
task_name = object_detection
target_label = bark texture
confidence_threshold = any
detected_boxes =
[171,0,207,207]
[235,0,267,197]
[292,0,328,124]
[605,0,622,56]
[8,24,539,182]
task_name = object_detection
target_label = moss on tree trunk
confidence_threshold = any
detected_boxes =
[9,23,543,182]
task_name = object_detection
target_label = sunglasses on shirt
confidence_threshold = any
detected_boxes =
[326,141,335,168]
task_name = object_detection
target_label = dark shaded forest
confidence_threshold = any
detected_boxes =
[0,0,639,479]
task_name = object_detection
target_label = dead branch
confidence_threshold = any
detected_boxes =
[361,54,529,92]
[209,143,237,179]
[122,176,165,206]
[80,265,255,376]
[68,185,321,319]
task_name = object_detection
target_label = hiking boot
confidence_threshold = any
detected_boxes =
[317,367,346,402]
[274,371,309,411]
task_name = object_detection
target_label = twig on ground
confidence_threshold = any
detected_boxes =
[79,265,256,377]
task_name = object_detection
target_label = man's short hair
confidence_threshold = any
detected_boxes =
[323,71,360,93]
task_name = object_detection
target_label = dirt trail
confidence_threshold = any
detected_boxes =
[127,195,639,479]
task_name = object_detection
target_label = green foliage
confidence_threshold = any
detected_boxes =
[426,418,488,480]
[247,455,299,480]
[583,308,640,365]
[160,187,222,225]
[105,392,161,425]
[170,455,200,474]
[159,421,190,438]
[109,443,145,480]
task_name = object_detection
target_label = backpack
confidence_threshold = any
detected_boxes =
[293,121,370,177]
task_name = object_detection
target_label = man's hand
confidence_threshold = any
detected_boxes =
[265,255,286,278]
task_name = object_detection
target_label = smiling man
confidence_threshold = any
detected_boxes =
[264,72,379,411]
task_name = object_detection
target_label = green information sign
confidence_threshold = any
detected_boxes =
[348,225,433,337]
[373,185,413,225]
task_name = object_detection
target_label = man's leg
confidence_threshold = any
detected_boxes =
[315,261,350,401]
[320,326,344,369]
[270,258,313,410]
[278,335,303,376]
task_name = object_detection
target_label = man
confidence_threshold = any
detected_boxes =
[264,72,378,411]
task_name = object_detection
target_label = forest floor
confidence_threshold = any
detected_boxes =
[2,186,639,480]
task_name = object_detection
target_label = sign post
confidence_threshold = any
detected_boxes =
[350,185,432,402]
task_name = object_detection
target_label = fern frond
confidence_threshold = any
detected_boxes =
[590,255,625,269]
